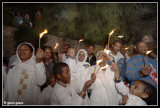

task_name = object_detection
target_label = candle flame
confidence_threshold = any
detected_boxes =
[109,28,116,36]
[99,64,109,70]
[55,43,59,49]
[104,49,111,54]
[125,48,128,50]
[79,39,84,43]
[146,50,153,55]
[118,35,124,38]
[40,29,48,38]
[96,59,103,65]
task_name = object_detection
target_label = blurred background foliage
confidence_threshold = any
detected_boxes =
[3,3,157,46]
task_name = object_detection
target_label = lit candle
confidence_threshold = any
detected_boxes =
[39,29,48,48]
[146,50,153,66]
[54,43,59,52]
[93,59,103,73]
[78,39,84,51]
[104,49,114,65]
[108,28,116,49]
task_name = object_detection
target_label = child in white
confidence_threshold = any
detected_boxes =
[50,62,96,105]
[41,73,56,105]
[113,63,155,106]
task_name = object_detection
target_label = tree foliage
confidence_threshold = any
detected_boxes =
[3,3,157,46]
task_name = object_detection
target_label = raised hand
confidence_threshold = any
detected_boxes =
[36,48,44,63]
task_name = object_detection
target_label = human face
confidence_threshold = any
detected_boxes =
[44,48,52,60]
[97,52,108,64]
[17,44,33,63]
[112,42,122,54]
[50,74,56,87]
[78,51,85,62]
[120,46,125,56]
[67,48,76,58]
[135,42,148,56]
[87,45,95,55]
[129,80,147,98]
[59,66,71,84]
[64,45,69,53]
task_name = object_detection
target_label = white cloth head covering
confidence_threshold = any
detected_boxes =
[76,49,88,63]
[16,42,35,64]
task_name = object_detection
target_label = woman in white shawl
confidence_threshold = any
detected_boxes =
[83,50,120,105]
[70,49,90,105]
[3,42,46,105]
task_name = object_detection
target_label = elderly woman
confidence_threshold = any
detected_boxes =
[3,42,46,105]
[83,51,122,105]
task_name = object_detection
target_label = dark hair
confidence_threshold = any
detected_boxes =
[66,46,74,53]
[53,62,68,79]
[20,43,33,52]
[42,46,52,52]
[87,44,95,49]
[112,39,123,45]
[140,80,157,105]
[64,44,70,48]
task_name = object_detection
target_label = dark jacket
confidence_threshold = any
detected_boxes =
[86,54,96,66]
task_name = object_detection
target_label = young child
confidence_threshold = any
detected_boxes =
[65,47,76,80]
[50,62,95,105]
[113,63,156,105]
[41,73,56,105]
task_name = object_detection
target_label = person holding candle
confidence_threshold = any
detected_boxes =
[113,63,157,105]
[126,41,157,88]
[50,62,96,105]
[3,42,46,105]
[83,51,122,105]
[108,39,127,83]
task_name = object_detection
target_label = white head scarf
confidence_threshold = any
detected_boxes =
[16,42,35,64]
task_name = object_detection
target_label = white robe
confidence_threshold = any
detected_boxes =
[50,83,83,105]
[65,49,90,105]
[41,85,53,105]
[83,65,120,105]
[115,81,147,106]
[3,42,46,105]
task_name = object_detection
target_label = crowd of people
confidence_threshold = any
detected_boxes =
[3,39,157,106]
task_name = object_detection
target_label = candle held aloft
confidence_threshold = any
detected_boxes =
[39,29,48,48]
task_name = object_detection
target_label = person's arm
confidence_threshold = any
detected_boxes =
[35,48,46,86]
[125,61,141,82]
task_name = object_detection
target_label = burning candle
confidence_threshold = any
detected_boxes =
[55,43,59,51]
[92,64,109,80]
[78,39,84,51]
[108,28,116,49]
[93,59,103,73]
[118,35,124,38]
[125,48,128,50]
[39,29,48,48]
[146,50,153,66]
[104,49,114,65]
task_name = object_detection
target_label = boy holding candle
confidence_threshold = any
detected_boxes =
[50,62,96,105]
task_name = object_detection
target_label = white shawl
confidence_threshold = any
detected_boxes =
[3,42,46,105]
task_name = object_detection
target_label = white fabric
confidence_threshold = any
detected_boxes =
[41,85,53,105]
[87,65,120,105]
[65,49,91,105]
[3,66,7,89]
[3,42,46,105]
[62,53,67,62]
[115,81,147,106]
[50,83,83,105]
[109,51,124,64]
